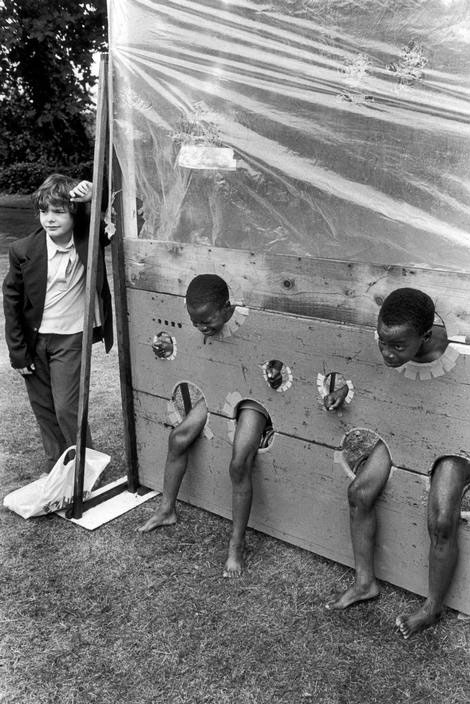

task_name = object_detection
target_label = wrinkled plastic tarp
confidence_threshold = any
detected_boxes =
[109,0,470,270]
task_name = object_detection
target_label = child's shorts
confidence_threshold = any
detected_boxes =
[237,399,270,420]
[345,433,383,476]
[352,449,380,476]
[237,399,273,449]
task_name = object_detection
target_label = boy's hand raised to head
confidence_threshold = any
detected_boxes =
[69,180,93,203]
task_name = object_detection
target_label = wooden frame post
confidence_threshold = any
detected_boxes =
[71,53,109,519]
[110,154,140,492]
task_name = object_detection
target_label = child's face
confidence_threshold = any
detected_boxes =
[376,318,426,367]
[187,300,230,337]
[39,204,74,243]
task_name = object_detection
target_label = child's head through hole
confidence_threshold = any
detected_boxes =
[377,287,448,367]
[324,287,449,413]
[186,274,234,342]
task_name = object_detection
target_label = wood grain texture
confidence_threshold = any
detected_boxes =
[110,164,140,491]
[123,243,470,608]
[134,393,470,614]
[127,289,470,472]
[123,239,470,329]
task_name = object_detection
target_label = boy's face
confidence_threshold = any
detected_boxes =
[376,318,427,367]
[39,204,74,243]
[187,300,230,337]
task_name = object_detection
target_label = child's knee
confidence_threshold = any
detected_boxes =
[229,451,253,484]
[432,455,470,482]
[347,481,375,512]
[54,400,77,429]
[429,507,457,545]
[372,440,392,468]
[54,399,68,421]
[168,426,190,456]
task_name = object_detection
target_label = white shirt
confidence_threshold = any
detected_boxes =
[39,234,100,334]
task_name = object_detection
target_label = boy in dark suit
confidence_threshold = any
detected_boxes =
[3,174,113,470]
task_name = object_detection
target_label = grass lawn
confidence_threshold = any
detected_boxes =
[1,204,470,703]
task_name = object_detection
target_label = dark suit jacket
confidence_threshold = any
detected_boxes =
[3,220,113,369]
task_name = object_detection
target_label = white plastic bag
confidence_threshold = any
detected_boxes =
[3,446,110,519]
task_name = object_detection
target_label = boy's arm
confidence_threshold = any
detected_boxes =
[2,247,32,370]
[71,180,111,249]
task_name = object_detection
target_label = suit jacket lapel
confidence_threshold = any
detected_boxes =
[22,229,48,310]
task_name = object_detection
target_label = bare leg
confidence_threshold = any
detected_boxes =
[138,400,208,532]
[223,408,266,577]
[327,440,392,609]
[396,456,470,639]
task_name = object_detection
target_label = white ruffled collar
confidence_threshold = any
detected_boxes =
[211,304,249,340]
[374,330,461,380]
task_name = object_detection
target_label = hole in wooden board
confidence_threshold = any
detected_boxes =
[317,371,353,413]
[171,382,206,421]
[226,398,275,453]
[152,331,176,359]
[261,360,293,392]
[339,428,390,475]
[167,381,213,439]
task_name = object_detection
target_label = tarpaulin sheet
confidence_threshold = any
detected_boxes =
[109,0,470,270]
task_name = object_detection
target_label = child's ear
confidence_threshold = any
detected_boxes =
[423,327,433,342]
[223,299,232,319]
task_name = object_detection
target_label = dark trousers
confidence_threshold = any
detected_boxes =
[24,332,92,470]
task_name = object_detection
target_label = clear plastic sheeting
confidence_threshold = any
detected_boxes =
[109,0,470,270]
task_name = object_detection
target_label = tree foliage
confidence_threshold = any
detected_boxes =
[0,0,107,167]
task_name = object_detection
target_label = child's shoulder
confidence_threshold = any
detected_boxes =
[218,304,249,338]
[430,324,448,356]
[415,324,448,363]
[9,226,44,255]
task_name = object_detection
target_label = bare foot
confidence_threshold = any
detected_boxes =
[223,541,245,578]
[138,506,177,532]
[395,605,442,639]
[325,581,380,610]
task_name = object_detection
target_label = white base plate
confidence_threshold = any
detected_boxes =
[56,477,159,530]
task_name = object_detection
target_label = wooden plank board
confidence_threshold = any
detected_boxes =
[134,392,470,614]
[123,239,470,329]
[110,165,140,491]
[127,289,470,472]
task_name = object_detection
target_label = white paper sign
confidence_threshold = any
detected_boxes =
[177,145,237,170]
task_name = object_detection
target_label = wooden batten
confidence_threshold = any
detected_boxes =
[110,183,140,492]
[123,239,470,329]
